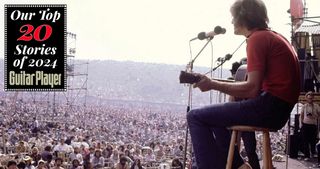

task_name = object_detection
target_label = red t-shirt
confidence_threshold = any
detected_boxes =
[246,29,301,104]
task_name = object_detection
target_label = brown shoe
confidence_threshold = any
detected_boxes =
[238,162,253,169]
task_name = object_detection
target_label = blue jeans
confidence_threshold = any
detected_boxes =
[187,92,293,169]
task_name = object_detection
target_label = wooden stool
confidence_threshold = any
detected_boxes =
[226,125,274,169]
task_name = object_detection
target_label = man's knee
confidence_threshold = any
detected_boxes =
[187,109,198,123]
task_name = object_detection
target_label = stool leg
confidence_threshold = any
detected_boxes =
[263,131,272,169]
[237,131,242,152]
[226,130,238,169]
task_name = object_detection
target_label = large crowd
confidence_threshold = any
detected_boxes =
[0,98,187,169]
[0,97,290,169]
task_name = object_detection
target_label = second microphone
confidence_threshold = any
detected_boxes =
[193,26,226,41]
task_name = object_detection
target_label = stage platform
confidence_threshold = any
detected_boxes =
[271,156,319,169]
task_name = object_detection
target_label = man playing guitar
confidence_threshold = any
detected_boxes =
[229,61,260,169]
[186,0,301,168]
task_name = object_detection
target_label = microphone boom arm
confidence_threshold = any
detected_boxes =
[188,37,214,70]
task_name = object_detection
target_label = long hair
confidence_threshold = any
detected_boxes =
[230,0,269,30]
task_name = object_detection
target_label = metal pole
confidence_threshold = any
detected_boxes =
[183,37,214,169]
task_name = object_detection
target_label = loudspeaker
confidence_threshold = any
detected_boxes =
[298,48,306,92]
[288,134,299,158]
[298,48,306,60]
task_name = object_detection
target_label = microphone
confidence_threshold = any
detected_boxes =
[216,57,223,62]
[190,26,226,41]
[224,54,232,60]
[202,26,226,40]
[216,54,232,62]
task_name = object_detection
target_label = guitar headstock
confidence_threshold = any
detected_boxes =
[179,71,201,84]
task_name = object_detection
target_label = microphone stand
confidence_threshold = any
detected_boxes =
[205,39,246,75]
[216,55,231,103]
[189,37,214,69]
[205,54,232,75]
[183,37,213,169]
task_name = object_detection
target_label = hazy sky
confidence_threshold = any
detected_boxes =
[1,0,319,69]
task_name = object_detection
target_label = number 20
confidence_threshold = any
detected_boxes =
[17,24,52,42]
